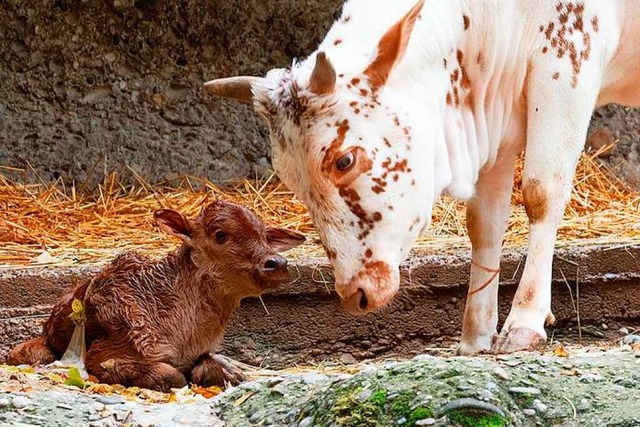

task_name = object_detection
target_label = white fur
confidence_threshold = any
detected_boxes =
[242,0,640,351]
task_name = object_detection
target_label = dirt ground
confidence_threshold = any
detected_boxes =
[0,0,638,189]
[589,105,640,189]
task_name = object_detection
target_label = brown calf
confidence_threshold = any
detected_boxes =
[7,200,305,392]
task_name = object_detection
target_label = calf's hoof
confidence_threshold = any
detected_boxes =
[95,359,187,393]
[146,363,189,392]
[191,355,246,388]
[491,328,546,354]
[154,370,188,393]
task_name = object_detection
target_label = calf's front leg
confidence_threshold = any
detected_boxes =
[492,58,601,353]
[190,353,246,387]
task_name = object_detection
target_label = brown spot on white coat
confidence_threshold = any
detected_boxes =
[522,178,548,224]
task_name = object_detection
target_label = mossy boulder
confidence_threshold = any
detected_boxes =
[216,348,640,426]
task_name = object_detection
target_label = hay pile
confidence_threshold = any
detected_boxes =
[1,150,638,270]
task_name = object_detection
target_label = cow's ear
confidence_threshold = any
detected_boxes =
[154,209,192,244]
[204,76,266,104]
[363,0,425,90]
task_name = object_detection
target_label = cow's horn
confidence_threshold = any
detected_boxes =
[203,76,265,103]
[309,52,336,95]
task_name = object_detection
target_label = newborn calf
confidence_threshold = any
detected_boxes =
[8,200,305,391]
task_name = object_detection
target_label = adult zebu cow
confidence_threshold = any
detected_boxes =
[204,0,640,354]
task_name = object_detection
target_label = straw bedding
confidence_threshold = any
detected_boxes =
[1,150,638,270]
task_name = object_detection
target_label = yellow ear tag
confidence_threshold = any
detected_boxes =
[69,298,86,326]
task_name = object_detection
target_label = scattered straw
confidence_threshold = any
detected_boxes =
[1,150,638,270]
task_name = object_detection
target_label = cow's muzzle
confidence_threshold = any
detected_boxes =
[337,261,399,315]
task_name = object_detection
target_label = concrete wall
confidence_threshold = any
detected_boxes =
[0,0,638,187]
[0,0,342,185]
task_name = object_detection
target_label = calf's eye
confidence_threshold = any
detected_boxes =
[335,151,355,172]
[215,230,227,244]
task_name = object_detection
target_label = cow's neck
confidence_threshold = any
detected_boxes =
[379,0,483,201]
[317,0,527,202]
[435,109,477,200]
[403,0,527,201]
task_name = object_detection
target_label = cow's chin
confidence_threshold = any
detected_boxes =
[337,261,400,315]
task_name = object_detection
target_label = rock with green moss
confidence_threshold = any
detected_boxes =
[215,348,640,426]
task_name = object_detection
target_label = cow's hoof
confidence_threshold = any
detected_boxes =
[457,343,490,356]
[545,312,556,326]
[491,328,546,354]
[458,335,494,355]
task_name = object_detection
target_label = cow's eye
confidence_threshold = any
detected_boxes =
[335,152,355,172]
[215,230,228,244]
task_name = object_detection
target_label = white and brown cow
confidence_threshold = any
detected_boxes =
[204,0,640,354]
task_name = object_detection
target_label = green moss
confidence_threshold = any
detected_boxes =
[389,391,433,426]
[390,392,413,415]
[515,394,535,408]
[331,388,388,427]
[407,407,434,425]
[328,388,434,427]
[370,389,388,407]
[448,411,507,427]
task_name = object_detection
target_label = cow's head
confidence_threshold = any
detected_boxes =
[204,0,446,314]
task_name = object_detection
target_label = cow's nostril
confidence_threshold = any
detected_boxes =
[357,289,368,311]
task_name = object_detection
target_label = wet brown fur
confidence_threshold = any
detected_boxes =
[7,201,304,392]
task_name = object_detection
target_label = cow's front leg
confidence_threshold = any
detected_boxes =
[459,152,518,355]
[492,61,601,353]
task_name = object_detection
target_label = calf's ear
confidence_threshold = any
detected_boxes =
[266,228,306,252]
[154,209,192,243]
[363,0,425,90]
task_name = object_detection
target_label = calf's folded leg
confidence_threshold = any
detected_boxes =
[44,282,90,356]
[6,336,56,366]
[190,354,246,387]
[8,283,89,366]
[86,339,186,392]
